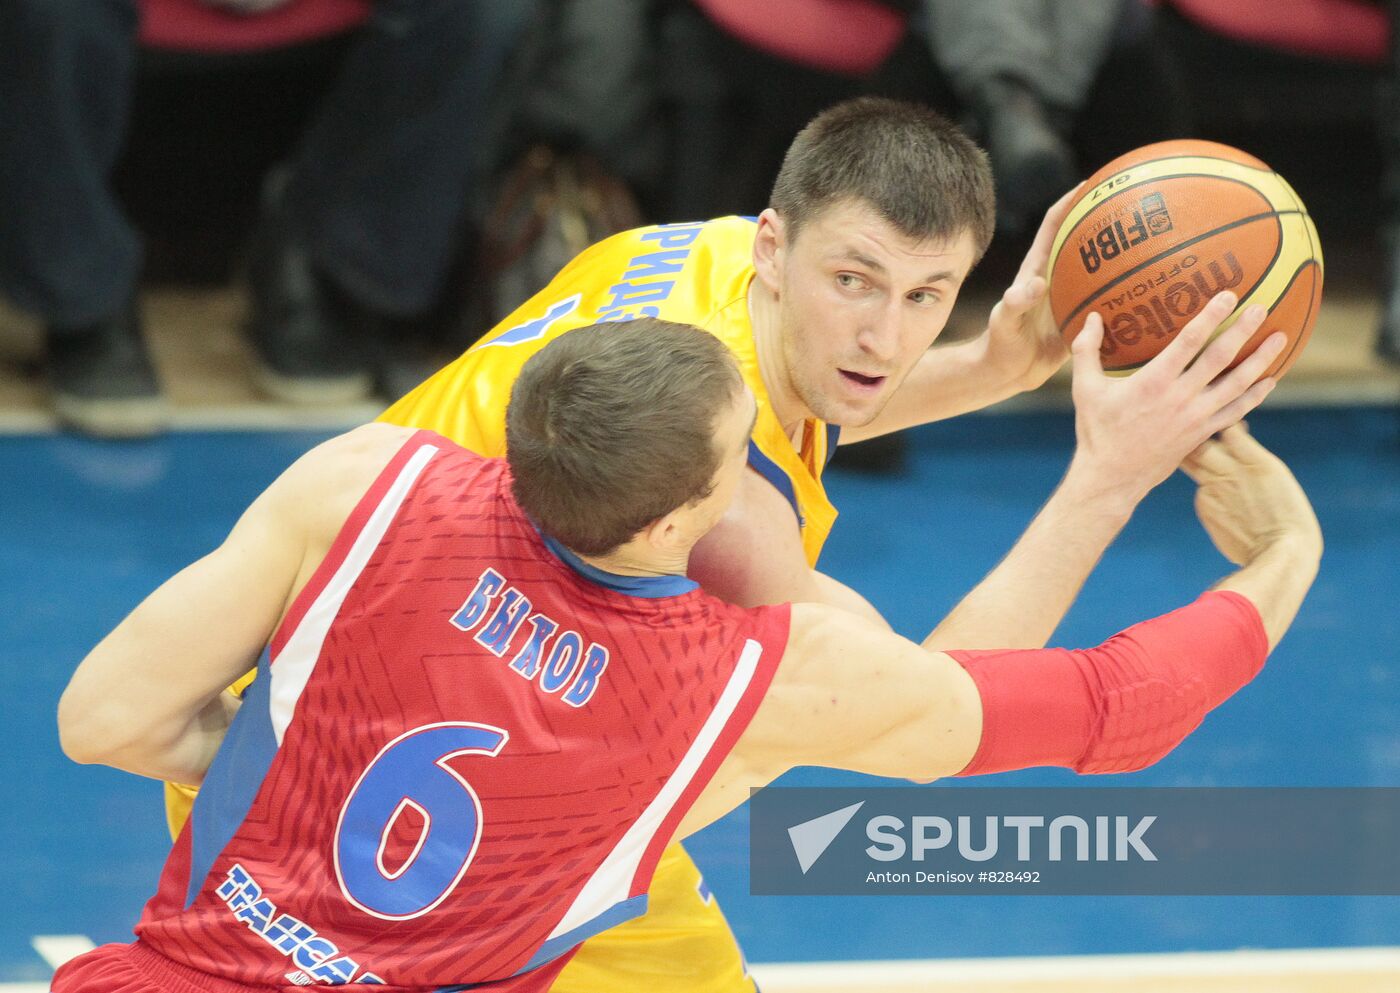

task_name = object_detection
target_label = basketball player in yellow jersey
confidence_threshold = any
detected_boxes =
[166,98,1279,991]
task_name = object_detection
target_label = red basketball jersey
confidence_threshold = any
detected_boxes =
[70,431,790,992]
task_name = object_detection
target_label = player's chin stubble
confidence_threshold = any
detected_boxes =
[798,371,887,429]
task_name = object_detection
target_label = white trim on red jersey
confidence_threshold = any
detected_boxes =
[542,637,766,940]
[268,442,440,745]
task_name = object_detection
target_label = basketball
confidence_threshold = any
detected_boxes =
[1047,139,1323,379]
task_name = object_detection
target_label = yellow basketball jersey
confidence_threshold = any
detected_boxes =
[380,216,838,565]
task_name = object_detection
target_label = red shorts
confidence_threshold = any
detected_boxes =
[50,942,256,993]
[51,938,576,992]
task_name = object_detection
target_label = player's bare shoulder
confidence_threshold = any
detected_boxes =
[273,423,420,545]
[311,421,419,467]
[689,464,811,606]
[736,602,897,757]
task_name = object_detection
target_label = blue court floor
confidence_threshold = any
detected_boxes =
[4,406,1399,982]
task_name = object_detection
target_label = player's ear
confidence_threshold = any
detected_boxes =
[640,513,683,554]
[752,209,786,294]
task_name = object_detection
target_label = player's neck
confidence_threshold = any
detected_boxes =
[577,545,690,581]
[747,279,813,441]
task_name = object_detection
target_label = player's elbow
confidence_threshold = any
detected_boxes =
[904,673,986,783]
[57,681,144,767]
[57,686,104,765]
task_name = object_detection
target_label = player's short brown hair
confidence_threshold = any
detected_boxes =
[770,96,996,259]
[506,318,745,556]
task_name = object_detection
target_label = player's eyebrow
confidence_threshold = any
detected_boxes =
[838,249,886,273]
[836,248,958,285]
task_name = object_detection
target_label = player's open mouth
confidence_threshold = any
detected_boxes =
[839,369,886,391]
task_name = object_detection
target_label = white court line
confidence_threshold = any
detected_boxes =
[748,946,1400,987]
[8,936,97,992]
[5,944,1397,991]
[28,937,93,971]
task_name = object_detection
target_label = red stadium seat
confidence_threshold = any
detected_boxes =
[138,0,370,53]
[691,0,909,77]
[1165,0,1387,64]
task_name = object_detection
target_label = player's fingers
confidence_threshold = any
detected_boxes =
[998,274,1047,317]
[1018,182,1084,283]
[1205,378,1276,436]
[1203,333,1287,408]
[1181,439,1222,482]
[1069,312,1106,383]
[1182,305,1267,390]
[1215,420,1278,465]
[1144,291,1238,383]
[1216,422,1251,446]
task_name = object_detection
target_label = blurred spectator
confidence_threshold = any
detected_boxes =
[244,0,534,404]
[504,0,662,207]
[1379,0,1400,363]
[670,0,901,220]
[460,0,653,330]
[0,0,532,436]
[920,0,1141,233]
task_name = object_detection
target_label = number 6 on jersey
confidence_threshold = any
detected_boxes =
[333,722,509,920]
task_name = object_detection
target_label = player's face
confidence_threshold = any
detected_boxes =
[771,200,978,427]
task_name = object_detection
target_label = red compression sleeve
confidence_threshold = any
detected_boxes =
[950,590,1269,777]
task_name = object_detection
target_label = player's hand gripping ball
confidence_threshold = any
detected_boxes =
[1048,140,1323,380]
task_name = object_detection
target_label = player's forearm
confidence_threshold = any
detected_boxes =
[1214,536,1321,650]
[922,458,1137,651]
[910,333,1030,420]
[57,564,264,781]
[951,590,1270,777]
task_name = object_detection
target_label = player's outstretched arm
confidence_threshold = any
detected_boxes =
[57,424,414,785]
[679,428,1321,836]
[924,291,1286,652]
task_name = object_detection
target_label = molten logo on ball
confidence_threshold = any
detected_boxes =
[1101,252,1245,358]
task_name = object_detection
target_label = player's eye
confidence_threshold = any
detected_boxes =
[908,289,941,306]
[836,272,865,290]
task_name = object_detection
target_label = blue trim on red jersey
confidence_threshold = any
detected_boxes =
[825,424,841,467]
[185,649,278,909]
[746,441,801,524]
[538,530,699,599]
[513,894,650,977]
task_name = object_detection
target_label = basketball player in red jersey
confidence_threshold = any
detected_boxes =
[55,320,1319,992]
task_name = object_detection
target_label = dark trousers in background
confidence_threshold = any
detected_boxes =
[0,0,141,328]
[921,0,1126,115]
[0,0,535,331]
